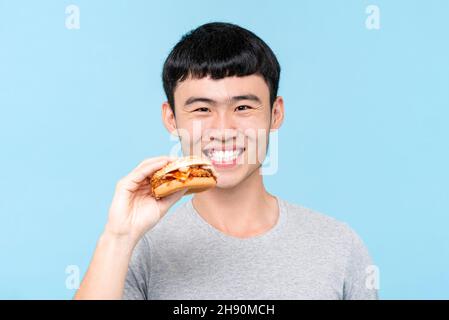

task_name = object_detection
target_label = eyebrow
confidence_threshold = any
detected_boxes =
[184,94,262,106]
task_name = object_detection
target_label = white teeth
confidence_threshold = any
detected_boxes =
[204,148,244,163]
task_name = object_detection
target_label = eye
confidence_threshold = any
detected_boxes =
[235,105,252,111]
[193,107,210,113]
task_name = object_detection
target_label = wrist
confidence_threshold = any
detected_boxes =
[99,229,137,255]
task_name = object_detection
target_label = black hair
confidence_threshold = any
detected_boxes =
[162,22,281,113]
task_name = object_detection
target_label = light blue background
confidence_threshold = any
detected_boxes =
[1,0,448,299]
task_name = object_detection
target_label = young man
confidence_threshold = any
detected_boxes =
[75,22,378,300]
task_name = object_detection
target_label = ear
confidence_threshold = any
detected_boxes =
[162,102,177,134]
[270,96,284,131]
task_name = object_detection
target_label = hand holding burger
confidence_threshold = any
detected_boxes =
[104,155,217,244]
[75,155,217,300]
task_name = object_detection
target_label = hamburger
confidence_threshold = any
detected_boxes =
[150,156,218,199]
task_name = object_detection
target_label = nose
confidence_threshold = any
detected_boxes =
[205,111,238,144]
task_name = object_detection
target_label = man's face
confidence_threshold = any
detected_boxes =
[165,74,281,189]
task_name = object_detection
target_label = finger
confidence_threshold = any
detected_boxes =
[130,159,170,184]
[131,155,180,179]
[133,155,172,171]
[118,159,169,193]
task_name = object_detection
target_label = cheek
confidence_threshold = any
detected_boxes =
[241,119,271,164]
[176,113,270,147]
[175,117,203,142]
[234,114,271,134]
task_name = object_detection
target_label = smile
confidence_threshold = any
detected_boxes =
[202,148,245,164]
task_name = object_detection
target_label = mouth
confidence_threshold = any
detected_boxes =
[202,147,245,167]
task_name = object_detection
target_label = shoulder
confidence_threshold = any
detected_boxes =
[280,197,357,244]
[281,197,377,295]
[280,197,374,268]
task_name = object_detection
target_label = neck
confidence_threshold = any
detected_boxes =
[192,167,279,238]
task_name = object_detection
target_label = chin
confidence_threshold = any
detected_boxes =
[214,167,256,189]
[215,181,240,190]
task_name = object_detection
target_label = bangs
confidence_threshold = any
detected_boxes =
[162,22,280,110]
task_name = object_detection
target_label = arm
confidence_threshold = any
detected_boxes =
[343,226,379,300]
[73,232,134,300]
[74,156,186,300]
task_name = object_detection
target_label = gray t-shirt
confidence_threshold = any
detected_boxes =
[123,196,378,300]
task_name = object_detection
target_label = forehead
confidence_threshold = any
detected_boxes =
[174,74,270,104]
